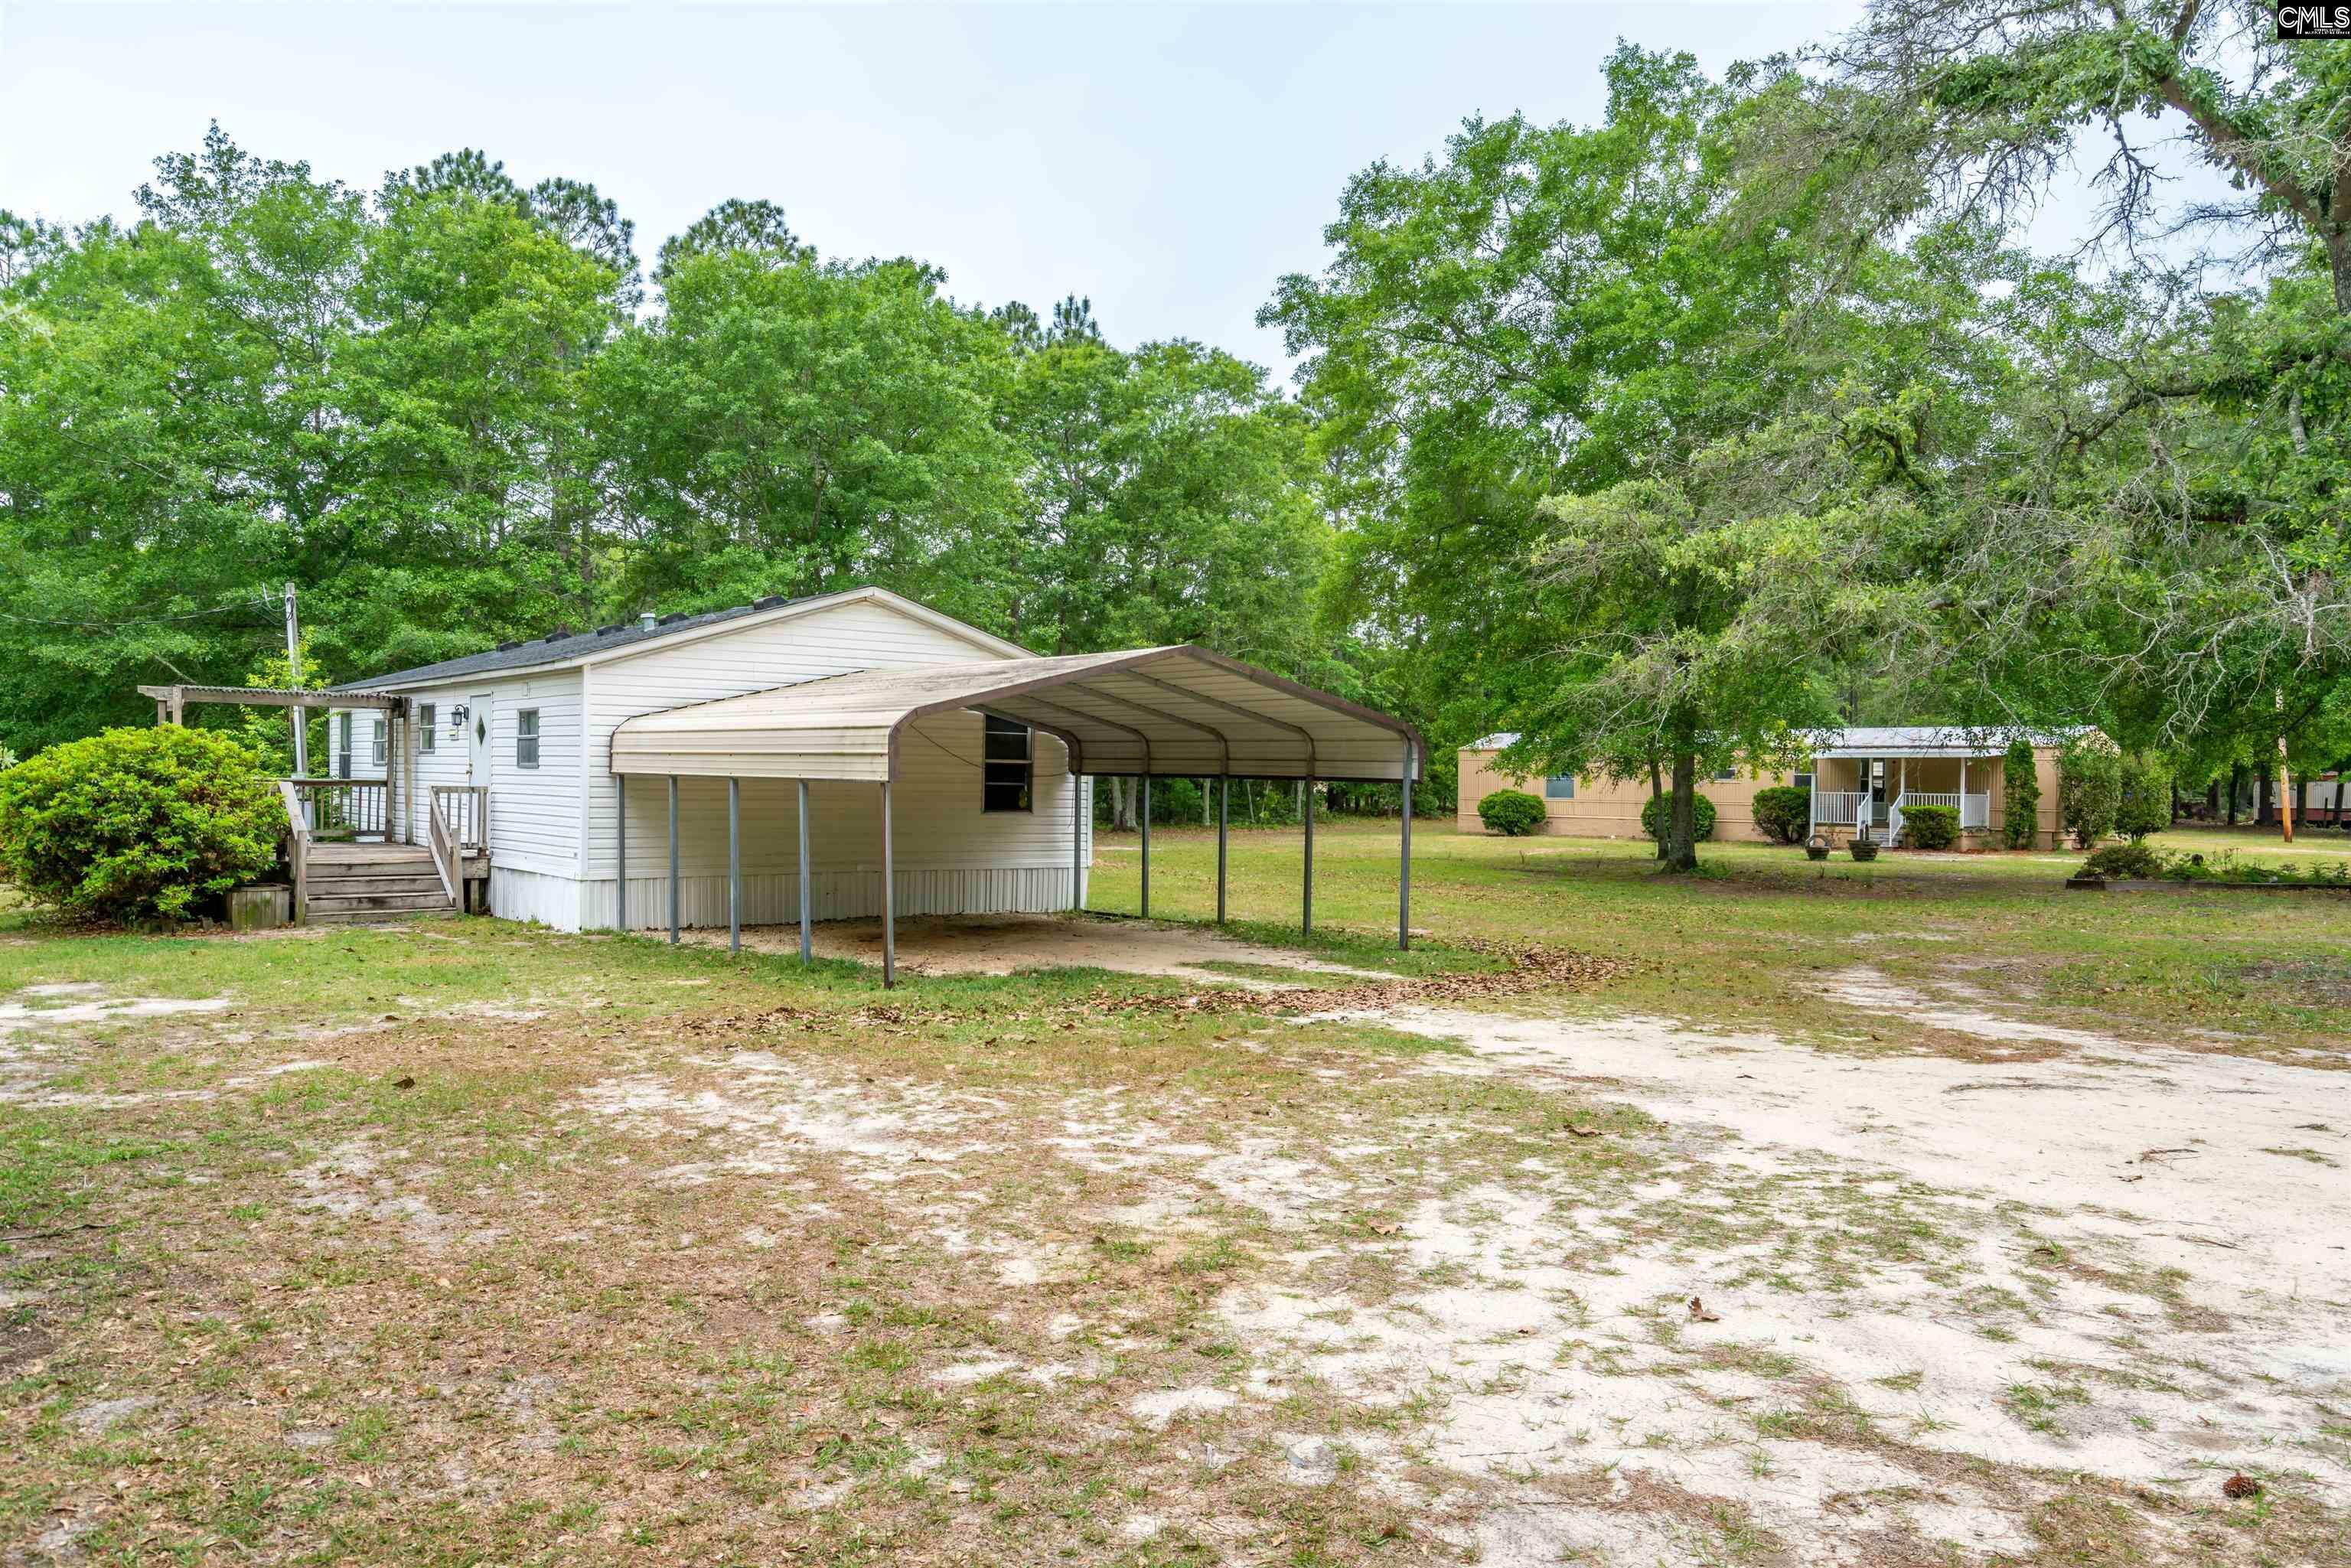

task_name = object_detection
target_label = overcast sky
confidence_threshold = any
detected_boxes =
[1,2,1888,368]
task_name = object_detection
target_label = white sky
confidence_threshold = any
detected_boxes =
[2,2,1873,369]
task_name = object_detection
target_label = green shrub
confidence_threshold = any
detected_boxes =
[1900,804,1959,850]
[1750,785,1811,845]
[2082,841,2164,880]
[2058,739,2121,849]
[2114,751,2172,841]
[1640,791,1717,843]
[1477,788,1546,836]
[2002,738,2040,848]
[0,727,282,921]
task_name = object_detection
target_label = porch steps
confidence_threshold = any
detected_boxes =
[303,844,458,925]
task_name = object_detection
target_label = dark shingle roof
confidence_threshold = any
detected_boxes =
[334,595,817,692]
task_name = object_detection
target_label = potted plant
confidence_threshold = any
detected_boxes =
[1805,832,1832,862]
[1849,825,1879,862]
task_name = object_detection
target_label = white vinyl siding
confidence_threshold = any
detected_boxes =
[580,597,1040,880]
[357,595,1087,931]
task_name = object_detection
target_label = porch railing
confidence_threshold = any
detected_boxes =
[1896,791,1993,830]
[1812,791,1864,827]
[277,780,311,923]
[432,785,488,853]
[285,777,388,842]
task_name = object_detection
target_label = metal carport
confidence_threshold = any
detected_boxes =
[606,645,1426,984]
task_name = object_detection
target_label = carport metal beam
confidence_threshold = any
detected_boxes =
[1303,775,1314,935]
[728,777,741,956]
[1216,777,1228,924]
[797,781,813,961]
[880,780,895,986]
[1398,741,1414,951]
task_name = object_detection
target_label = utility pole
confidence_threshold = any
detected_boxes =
[2277,689,2295,845]
[283,582,308,777]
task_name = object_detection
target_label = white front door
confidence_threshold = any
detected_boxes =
[467,692,494,786]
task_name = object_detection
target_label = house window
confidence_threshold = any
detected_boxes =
[1715,768,1738,782]
[418,704,435,752]
[1544,775,1576,800]
[983,715,1032,812]
[1794,772,1813,791]
[516,709,540,770]
[370,719,386,767]
[335,712,352,780]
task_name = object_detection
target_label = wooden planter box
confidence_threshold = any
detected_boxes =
[227,883,292,931]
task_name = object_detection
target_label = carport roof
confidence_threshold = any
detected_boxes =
[608,645,1425,783]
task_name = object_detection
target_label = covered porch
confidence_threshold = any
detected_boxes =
[1808,748,1996,844]
[607,645,1425,986]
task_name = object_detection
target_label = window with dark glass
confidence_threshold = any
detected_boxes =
[335,712,352,780]
[516,709,540,769]
[983,715,1032,812]
[1544,775,1576,799]
[371,718,386,767]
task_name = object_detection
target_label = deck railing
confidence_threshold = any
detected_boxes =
[432,785,488,853]
[285,777,388,842]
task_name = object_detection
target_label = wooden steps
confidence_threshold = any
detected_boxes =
[302,844,458,924]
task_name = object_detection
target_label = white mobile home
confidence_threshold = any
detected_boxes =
[194,584,1427,973]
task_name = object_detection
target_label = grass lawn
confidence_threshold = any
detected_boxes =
[2,821,2345,1565]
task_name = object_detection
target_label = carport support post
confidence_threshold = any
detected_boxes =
[727,777,741,957]
[615,776,627,931]
[1302,774,1314,937]
[1215,776,1228,924]
[1071,771,1084,912]
[797,780,813,962]
[1399,746,1414,951]
[1139,773,1151,918]
[880,779,895,987]
[667,775,680,945]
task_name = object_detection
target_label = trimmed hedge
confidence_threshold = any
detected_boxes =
[0,727,281,921]
[1478,789,1546,837]
[2082,842,2164,879]
[1751,785,1810,845]
[1900,803,1959,850]
[1640,791,1717,843]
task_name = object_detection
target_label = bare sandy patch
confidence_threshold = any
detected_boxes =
[683,911,1404,984]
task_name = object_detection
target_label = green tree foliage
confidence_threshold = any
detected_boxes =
[2059,739,2122,849]
[1750,785,1811,845]
[1790,5,2351,812]
[0,726,280,921]
[0,130,1339,759]
[1477,790,1546,836]
[2002,739,2041,848]
[1264,47,1978,869]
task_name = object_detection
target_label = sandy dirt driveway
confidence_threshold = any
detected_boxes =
[569,958,2349,1564]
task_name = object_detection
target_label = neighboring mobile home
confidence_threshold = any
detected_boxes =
[1459,727,2084,847]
